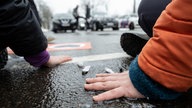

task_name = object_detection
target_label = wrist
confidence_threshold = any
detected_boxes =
[24,50,50,67]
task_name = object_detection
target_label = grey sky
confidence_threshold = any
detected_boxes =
[43,0,141,15]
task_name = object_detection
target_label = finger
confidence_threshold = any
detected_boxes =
[96,72,127,77]
[86,76,118,83]
[60,56,72,63]
[93,87,125,101]
[96,73,120,77]
[84,81,120,90]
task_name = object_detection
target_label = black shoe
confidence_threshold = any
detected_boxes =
[0,49,8,69]
[120,33,148,57]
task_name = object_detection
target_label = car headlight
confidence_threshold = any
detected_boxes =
[52,19,60,24]
[80,23,85,27]
[71,19,76,23]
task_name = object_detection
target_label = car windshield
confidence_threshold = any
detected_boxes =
[120,15,129,19]
[54,14,73,19]
[92,12,107,19]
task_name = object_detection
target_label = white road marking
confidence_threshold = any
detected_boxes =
[65,52,131,63]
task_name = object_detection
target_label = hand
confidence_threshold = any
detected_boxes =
[44,55,72,67]
[84,72,145,101]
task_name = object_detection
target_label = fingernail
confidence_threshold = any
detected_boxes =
[84,84,89,91]
[93,96,102,103]
[93,96,97,100]
[93,96,99,100]
[86,78,91,81]
[84,84,87,88]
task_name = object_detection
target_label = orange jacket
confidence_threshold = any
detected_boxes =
[138,0,192,92]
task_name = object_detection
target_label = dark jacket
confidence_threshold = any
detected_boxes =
[0,0,47,56]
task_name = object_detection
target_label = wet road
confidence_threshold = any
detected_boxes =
[46,28,148,57]
[0,28,191,107]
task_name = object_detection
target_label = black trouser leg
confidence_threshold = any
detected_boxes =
[138,0,171,37]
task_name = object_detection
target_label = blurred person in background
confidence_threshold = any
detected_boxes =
[85,4,91,30]
[73,5,80,27]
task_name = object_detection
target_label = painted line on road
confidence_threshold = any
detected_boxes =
[65,52,131,64]
[7,42,92,54]
[48,42,92,51]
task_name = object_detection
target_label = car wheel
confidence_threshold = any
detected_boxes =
[129,22,135,30]
[53,29,58,33]
[112,27,119,30]
[72,29,76,32]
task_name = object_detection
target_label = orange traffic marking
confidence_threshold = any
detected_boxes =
[7,42,92,54]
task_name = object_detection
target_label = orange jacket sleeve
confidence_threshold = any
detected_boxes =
[138,0,192,92]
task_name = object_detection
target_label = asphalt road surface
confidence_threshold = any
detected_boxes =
[0,28,191,108]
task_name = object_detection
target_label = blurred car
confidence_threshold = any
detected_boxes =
[128,14,139,30]
[89,14,119,31]
[51,13,77,33]
[119,15,129,28]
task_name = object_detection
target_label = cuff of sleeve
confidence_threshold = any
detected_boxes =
[129,56,181,100]
[24,50,50,67]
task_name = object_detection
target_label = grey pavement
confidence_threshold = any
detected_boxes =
[0,28,191,108]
